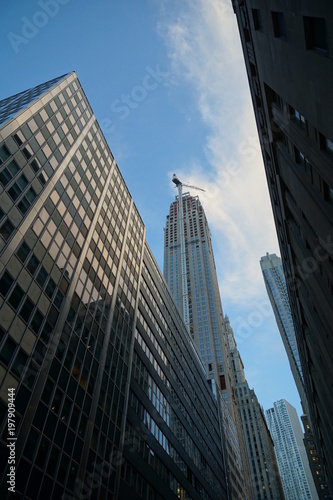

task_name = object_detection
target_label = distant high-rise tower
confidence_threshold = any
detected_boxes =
[0,73,228,499]
[266,400,318,500]
[232,1,333,487]
[260,253,307,411]
[226,316,285,499]
[164,187,253,499]
[260,253,330,497]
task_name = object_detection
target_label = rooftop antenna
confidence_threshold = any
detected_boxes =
[172,174,205,332]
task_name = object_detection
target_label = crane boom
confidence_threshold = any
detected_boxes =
[182,183,205,192]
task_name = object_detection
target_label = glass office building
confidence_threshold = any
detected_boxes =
[0,73,227,499]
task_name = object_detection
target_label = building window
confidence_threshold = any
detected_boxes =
[0,159,20,187]
[303,17,327,52]
[272,11,286,38]
[295,147,312,179]
[17,188,37,214]
[323,181,333,205]
[7,174,29,201]
[0,337,17,366]
[252,9,263,32]
[295,109,306,128]
[0,144,11,164]
[320,134,333,155]
[0,218,15,241]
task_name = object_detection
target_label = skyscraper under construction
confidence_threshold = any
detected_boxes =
[163,183,253,498]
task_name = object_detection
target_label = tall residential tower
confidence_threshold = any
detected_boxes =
[260,252,329,496]
[260,253,306,412]
[266,400,318,500]
[164,187,254,499]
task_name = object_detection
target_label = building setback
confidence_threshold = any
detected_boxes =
[266,400,318,500]
[0,73,228,499]
[232,0,333,489]
[164,191,254,499]
[225,315,285,499]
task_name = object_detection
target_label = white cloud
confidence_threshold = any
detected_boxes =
[160,0,279,306]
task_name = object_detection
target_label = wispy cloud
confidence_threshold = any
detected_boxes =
[160,0,279,306]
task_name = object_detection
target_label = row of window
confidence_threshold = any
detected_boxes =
[129,390,221,499]
[0,89,91,243]
[134,331,222,480]
[124,421,198,500]
[253,10,328,53]
[268,88,333,208]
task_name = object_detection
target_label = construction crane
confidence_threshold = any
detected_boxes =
[172,174,205,332]
[172,173,205,192]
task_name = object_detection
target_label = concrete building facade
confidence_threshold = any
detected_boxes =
[232,0,333,487]
[226,315,285,499]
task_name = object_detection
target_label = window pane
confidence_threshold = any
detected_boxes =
[0,219,15,241]
[36,266,48,287]
[0,337,17,366]
[0,271,14,297]
[17,174,29,190]
[30,309,44,335]
[12,349,28,377]
[16,241,30,263]
[19,297,34,323]
[26,188,36,203]
[30,159,40,173]
[18,197,30,215]
[8,284,25,310]
[0,168,12,187]
[7,160,20,177]
[45,278,56,299]
[8,183,21,201]
[0,144,10,164]
[27,255,40,276]
[304,16,327,51]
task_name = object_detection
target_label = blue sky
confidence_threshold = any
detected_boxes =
[1,0,303,418]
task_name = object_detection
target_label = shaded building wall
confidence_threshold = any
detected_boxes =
[232,0,333,489]
[301,414,330,499]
